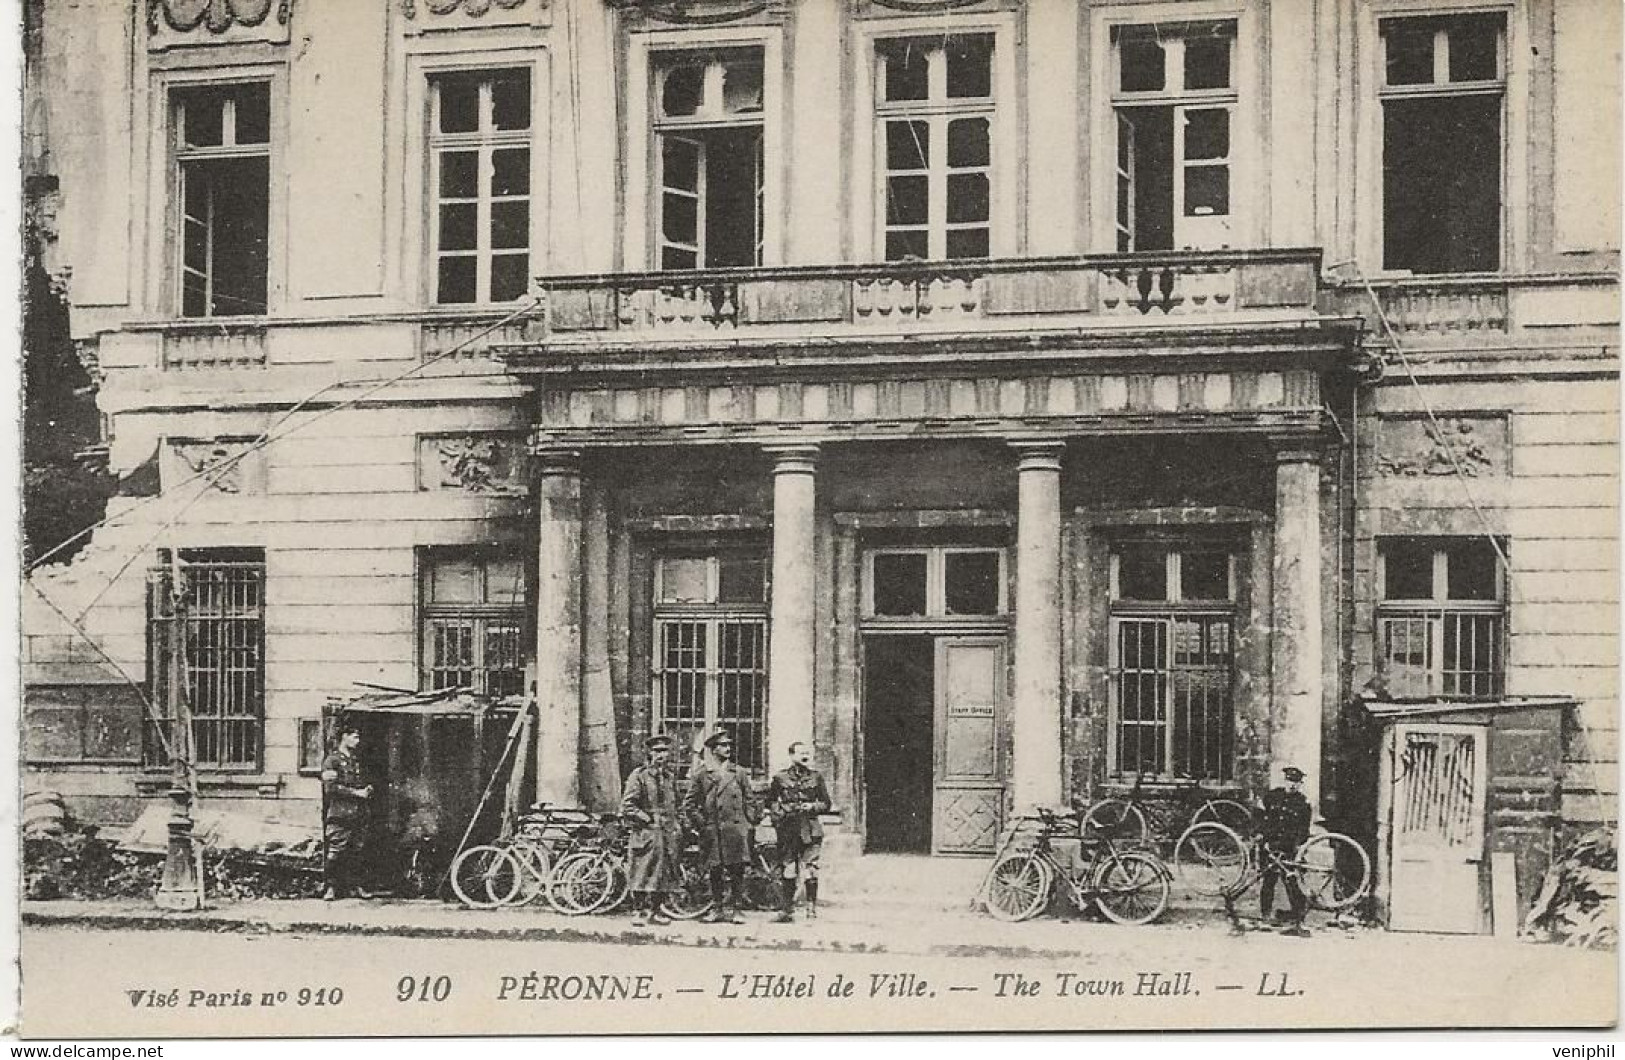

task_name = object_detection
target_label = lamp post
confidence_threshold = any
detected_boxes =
[155,556,203,910]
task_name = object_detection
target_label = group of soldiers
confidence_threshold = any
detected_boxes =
[620,729,831,927]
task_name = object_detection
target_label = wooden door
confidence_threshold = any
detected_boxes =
[932,637,1007,855]
[1388,723,1489,933]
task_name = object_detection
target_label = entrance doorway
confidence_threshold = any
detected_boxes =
[862,634,1007,855]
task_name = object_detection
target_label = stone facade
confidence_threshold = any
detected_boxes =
[21,1,1617,874]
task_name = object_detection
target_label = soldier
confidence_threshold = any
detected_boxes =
[1259,764,1312,937]
[683,728,760,924]
[320,720,375,900]
[620,734,681,926]
[766,741,831,923]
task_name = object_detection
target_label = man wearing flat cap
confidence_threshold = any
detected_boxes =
[683,727,760,924]
[1258,765,1312,935]
[621,734,681,926]
[321,719,375,900]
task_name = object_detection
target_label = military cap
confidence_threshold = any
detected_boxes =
[1282,766,1306,781]
[644,733,673,750]
[703,728,735,748]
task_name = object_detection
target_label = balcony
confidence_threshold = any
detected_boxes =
[536,250,1324,346]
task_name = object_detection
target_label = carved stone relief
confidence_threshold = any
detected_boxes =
[148,0,293,35]
[1375,415,1508,478]
[610,0,785,28]
[171,439,264,495]
[419,434,530,495]
[402,0,533,19]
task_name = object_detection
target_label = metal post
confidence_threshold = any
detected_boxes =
[156,555,204,910]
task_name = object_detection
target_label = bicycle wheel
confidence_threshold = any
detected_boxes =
[596,859,631,914]
[547,852,608,916]
[1081,799,1150,845]
[1192,798,1253,836]
[660,856,717,920]
[1295,832,1370,911]
[983,854,1055,922]
[1092,851,1171,926]
[1172,822,1249,897]
[744,849,781,911]
[449,845,520,909]
[508,842,553,906]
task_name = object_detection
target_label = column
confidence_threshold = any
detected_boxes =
[1271,444,1324,807]
[766,444,819,770]
[535,450,583,806]
[1012,441,1065,811]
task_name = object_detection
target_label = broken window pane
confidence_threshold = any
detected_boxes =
[1184,108,1229,160]
[1383,94,1501,272]
[1180,551,1230,601]
[881,40,929,102]
[1120,38,1166,92]
[490,254,528,301]
[438,75,480,133]
[945,551,1000,615]
[1382,541,1433,600]
[718,555,766,604]
[1383,20,1436,86]
[887,121,930,171]
[180,91,225,148]
[722,60,763,114]
[1184,35,1231,90]
[491,69,531,130]
[1446,540,1500,601]
[1184,165,1228,216]
[439,151,478,199]
[431,557,482,603]
[873,553,928,616]
[886,230,928,261]
[887,175,929,226]
[233,82,270,144]
[1117,546,1167,601]
[491,148,529,197]
[946,36,993,99]
[661,64,704,118]
[1449,15,1501,82]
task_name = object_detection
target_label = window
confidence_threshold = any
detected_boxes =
[1111,21,1236,251]
[1380,14,1504,273]
[876,34,994,261]
[1378,538,1505,699]
[146,548,266,771]
[865,547,1005,618]
[653,552,768,772]
[1108,544,1237,780]
[173,83,270,317]
[430,69,532,304]
[653,50,764,270]
[421,551,526,697]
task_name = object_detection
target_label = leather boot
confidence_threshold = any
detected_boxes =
[773,879,796,923]
[805,878,819,919]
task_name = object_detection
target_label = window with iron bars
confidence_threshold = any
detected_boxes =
[1107,543,1237,781]
[420,550,526,698]
[146,549,266,771]
[1378,538,1505,699]
[652,552,768,774]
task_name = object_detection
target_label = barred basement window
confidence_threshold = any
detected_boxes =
[430,69,532,304]
[1378,538,1505,699]
[1108,544,1237,781]
[653,50,764,270]
[421,551,526,697]
[1111,21,1237,251]
[146,549,266,771]
[653,552,768,773]
[876,34,994,261]
[1380,13,1504,273]
[173,83,270,317]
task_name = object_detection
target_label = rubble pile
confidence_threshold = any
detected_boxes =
[1524,827,1618,949]
[24,821,161,900]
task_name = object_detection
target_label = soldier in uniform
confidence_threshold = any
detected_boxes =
[766,741,832,923]
[1258,764,1312,936]
[620,733,681,926]
[320,720,375,900]
[683,728,760,924]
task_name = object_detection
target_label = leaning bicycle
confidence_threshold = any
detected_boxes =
[1080,772,1254,848]
[1170,820,1371,912]
[982,807,1172,926]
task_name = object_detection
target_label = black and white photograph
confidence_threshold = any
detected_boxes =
[12,0,1621,1040]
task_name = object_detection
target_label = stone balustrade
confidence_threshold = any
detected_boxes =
[419,311,545,361]
[539,250,1322,341]
[159,321,268,369]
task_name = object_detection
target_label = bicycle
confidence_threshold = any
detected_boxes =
[982,806,1172,926]
[1170,820,1371,913]
[660,835,780,920]
[1079,772,1254,849]
[446,803,597,910]
[546,814,632,916]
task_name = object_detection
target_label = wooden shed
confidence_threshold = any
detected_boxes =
[1364,696,1575,935]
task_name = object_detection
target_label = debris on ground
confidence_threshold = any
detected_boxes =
[24,797,323,902]
[1524,827,1617,949]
